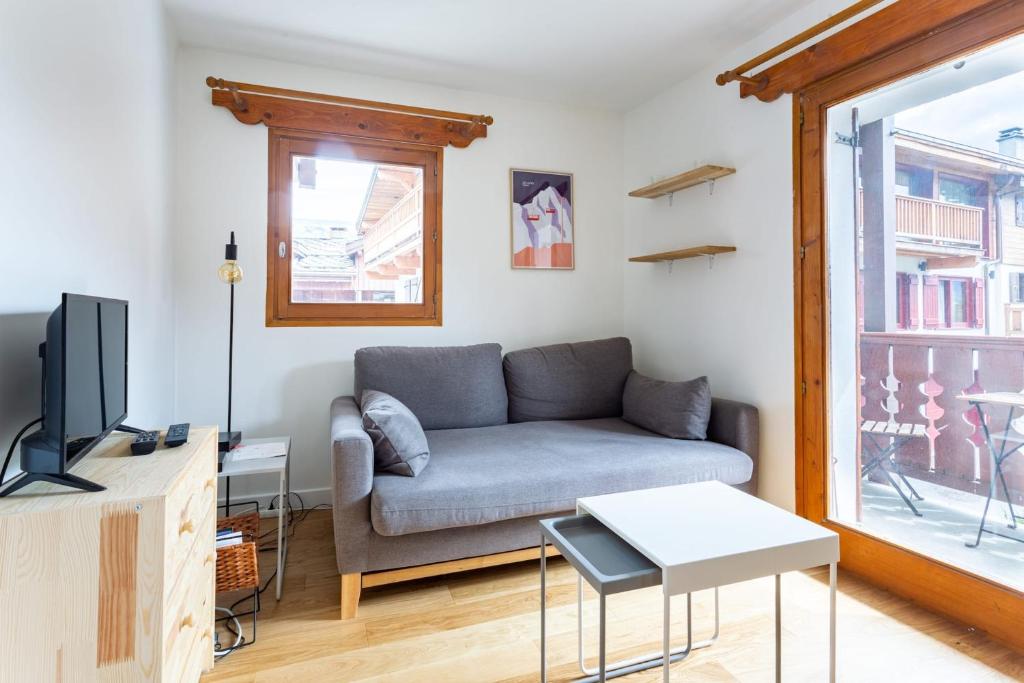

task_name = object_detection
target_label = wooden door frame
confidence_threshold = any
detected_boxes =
[794,2,1024,652]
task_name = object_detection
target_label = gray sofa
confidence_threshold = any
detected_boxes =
[330,337,758,618]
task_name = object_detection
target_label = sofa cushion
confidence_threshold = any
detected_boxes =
[370,417,752,536]
[503,337,633,422]
[622,371,712,440]
[355,344,508,430]
[361,390,430,477]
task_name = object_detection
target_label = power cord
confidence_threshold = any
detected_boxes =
[214,492,332,660]
[0,417,43,491]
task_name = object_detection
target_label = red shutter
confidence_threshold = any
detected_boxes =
[973,277,985,329]
[896,274,908,329]
[923,275,940,329]
[908,273,920,329]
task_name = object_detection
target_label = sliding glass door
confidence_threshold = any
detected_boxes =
[824,35,1024,592]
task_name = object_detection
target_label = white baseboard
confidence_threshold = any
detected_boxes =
[217,486,332,517]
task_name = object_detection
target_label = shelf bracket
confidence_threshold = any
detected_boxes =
[707,179,715,196]
[708,253,716,270]
[668,192,674,207]
[668,260,675,274]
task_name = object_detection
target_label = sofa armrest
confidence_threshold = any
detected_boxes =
[330,395,374,574]
[707,398,760,495]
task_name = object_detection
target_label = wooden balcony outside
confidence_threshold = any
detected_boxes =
[363,185,423,267]
[858,192,984,250]
[859,332,1024,501]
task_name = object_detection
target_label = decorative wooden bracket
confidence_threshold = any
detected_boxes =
[207,77,490,148]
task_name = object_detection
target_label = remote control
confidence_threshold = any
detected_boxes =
[130,431,159,456]
[164,423,190,448]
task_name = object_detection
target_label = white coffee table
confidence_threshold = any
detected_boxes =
[219,436,291,600]
[559,481,839,682]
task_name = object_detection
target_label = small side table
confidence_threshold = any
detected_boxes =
[218,436,291,600]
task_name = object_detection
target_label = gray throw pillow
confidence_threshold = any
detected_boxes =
[622,371,711,440]
[361,390,430,476]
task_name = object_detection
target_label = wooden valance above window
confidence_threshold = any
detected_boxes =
[717,0,1021,102]
[206,77,491,148]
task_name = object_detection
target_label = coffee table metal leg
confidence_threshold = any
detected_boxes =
[775,574,781,683]
[662,588,670,683]
[540,536,547,683]
[599,594,607,682]
[575,584,718,682]
[829,562,837,683]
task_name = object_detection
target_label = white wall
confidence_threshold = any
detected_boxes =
[622,0,861,509]
[0,0,176,482]
[173,47,624,503]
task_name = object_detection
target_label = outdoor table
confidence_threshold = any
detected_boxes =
[959,392,1024,548]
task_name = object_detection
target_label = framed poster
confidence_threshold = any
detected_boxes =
[510,168,574,269]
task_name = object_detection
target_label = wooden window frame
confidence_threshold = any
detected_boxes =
[794,1,1024,653]
[266,129,443,327]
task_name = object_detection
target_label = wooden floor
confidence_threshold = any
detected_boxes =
[203,511,1024,682]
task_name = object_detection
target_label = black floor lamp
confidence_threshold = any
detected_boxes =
[218,231,243,513]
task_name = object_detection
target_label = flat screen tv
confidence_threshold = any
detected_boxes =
[1,293,130,496]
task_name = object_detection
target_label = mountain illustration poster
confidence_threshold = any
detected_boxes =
[510,169,574,269]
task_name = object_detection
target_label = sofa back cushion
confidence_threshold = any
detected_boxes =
[354,344,508,430]
[503,337,633,422]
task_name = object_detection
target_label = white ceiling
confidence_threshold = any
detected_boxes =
[166,0,817,110]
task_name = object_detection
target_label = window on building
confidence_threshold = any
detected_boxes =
[1016,193,1024,227]
[922,275,984,329]
[267,130,441,326]
[1011,272,1024,303]
[938,174,986,207]
[895,164,932,199]
[948,279,967,325]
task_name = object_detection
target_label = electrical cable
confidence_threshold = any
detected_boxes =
[0,417,43,491]
[213,491,332,660]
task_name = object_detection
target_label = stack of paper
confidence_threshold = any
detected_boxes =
[230,441,288,461]
[216,528,243,549]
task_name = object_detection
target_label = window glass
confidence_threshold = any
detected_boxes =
[938,175,985,207]
[291,157,424,305]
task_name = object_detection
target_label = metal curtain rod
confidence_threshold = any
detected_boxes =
[205,77,494,126]
[715,0,887,89]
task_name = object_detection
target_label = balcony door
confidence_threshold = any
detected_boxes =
[796,14,1024,650]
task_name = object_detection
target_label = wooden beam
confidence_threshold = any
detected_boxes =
[207,76,493,125]
[211,89,487,148]
[739,0,1008,102]
[361,546,561,589]
[925,254,981,270]
[716,0,886,88]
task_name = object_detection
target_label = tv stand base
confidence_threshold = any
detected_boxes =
[116,424,146,435]
[0,471,106,497]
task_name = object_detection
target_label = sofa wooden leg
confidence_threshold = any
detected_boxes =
[340,573,362,620]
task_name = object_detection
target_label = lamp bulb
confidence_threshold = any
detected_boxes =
[218,260,243,285]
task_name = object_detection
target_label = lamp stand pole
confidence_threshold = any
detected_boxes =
[225,280,235,516]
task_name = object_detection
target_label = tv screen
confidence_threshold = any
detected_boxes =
[59,294,128,465]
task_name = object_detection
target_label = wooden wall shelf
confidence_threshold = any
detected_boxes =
[628,165,735,199]
[628,245,736,263]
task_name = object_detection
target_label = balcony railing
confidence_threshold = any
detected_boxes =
[895,195,984,247]
[858,193,984,249]
[860,332,1024,502]
[363,185,423,266]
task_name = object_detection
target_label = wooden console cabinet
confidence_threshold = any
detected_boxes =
[0,427,218,681]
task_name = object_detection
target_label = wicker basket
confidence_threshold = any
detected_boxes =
[216,511,260,593]
[216,542,259,593]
